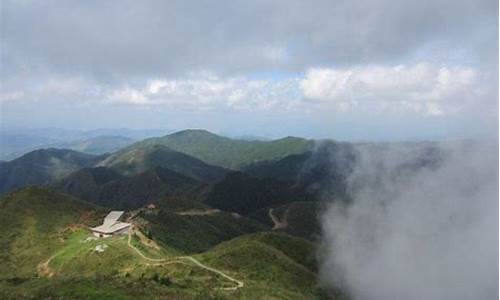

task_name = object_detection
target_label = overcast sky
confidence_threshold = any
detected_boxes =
[0,0,498,140]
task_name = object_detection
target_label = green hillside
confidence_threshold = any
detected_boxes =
[125,129,315,170]
[0,149,105,194]
[98,144,227,182]
[197,232,328,299]
[0,187,335,299]
[0,187,102,278]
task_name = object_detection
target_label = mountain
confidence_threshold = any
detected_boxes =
[124,129,315,169]
[245,140,357,201]
[57,166,200,209]
[98,144,228,182]
[0,149,105,194]
[54,135,135,155]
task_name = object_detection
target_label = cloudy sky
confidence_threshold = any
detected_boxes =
[0,0,498,140]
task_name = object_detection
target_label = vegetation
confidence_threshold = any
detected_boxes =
[0,130,453,299]
[198,232,328,299]
[0,187,102,278]
[0,187,333,299]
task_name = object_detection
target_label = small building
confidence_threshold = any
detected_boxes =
[146,203,157,209]
[90,211,131,238]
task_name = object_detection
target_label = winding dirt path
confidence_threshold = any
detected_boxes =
[127,228,167,262]
[38,225,244,291]
[127,227,244,290]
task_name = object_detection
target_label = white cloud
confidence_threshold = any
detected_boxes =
[1,63,490,119]
[300,63,484,115]
[102,74,301,111]
[106,87,148,105]
[0,91,24,103]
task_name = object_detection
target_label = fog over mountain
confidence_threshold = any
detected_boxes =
[319,141,498,300]
[0,0,497,299]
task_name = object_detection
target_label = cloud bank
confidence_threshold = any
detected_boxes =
[320,141,498,300]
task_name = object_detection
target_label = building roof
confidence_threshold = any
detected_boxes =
[104,211,124,223]
[91,211,131,234]
[91,221,131,234]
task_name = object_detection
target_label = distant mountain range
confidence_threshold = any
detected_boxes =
[0,148,105,194]
[0,129,442,209]
[0,128,171,160]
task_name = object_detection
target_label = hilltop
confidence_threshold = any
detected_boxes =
[124,129,315,169]
[98,144,228,182]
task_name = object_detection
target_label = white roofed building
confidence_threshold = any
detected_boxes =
[91,211,131,238]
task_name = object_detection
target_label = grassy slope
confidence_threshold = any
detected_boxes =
[0,187,102,278]
[126,129,315,170]
[198,232,328,299]
[0,188,239,299]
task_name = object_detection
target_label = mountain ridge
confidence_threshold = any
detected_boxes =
[122,129,315,169]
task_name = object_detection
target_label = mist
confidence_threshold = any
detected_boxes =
[319,140,498,300]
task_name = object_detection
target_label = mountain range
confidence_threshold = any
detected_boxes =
[0,129,444,299]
